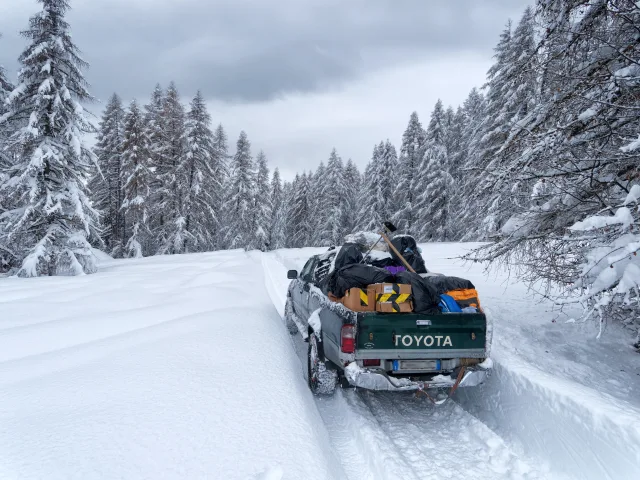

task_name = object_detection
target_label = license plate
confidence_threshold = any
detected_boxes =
[392,360,441,371]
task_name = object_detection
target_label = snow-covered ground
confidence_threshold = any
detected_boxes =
[0,250,342,480]
[2,243,639,479]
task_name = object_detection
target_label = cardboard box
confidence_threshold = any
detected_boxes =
[377,301,413,313]
[341,286,376,312]
[374,283,413,313]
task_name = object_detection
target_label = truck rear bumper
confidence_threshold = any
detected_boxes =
[344,358,492,392]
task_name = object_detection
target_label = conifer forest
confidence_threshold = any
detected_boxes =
[1,0,639,336]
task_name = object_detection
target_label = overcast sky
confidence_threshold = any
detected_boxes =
[0,0,531,180]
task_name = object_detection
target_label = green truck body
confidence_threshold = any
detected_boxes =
[285,250,492,395]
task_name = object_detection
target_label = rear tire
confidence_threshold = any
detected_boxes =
[283,295,299,335]
[307,333,337,395]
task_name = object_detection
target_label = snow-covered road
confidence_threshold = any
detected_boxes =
[2,245,639,479]
[266,245,640,480]
[264,251,552,480]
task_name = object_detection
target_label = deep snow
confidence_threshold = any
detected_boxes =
[2,243,640,480]
[0,250,343,480]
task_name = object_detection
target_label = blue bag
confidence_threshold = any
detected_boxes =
[439,294,462,313]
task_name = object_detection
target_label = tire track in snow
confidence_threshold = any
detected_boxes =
[314,385,547,480]
[277,311,389,480]
[317,389,422,480]
[262,251,389,480]
[360,392,544,480]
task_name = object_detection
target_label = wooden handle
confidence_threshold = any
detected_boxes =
[379,232,416,274]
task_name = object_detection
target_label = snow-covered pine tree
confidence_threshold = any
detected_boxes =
[501,6,537,131]
[468,1,640,338]
[308,161,327,246]
[393,112,427,235]
[476,8,537,238]
[211,123,230,249]
[143,84,165,252]
[445,106,464,182]
[223,131,255,249]
[481,20,512,154]
[0,33,15,271]
[120,100,151,258]
[182,91,217,253]
[0,0,99,276]
[0,32,13,161]
[355,156,375,231]
[417,100,454,241]
[156,82,188,254]
[357,143,385,231]
[380,140,399,222]
[0,33,13,148]
[306,169,316,241]
[321,148,348,245]
[443,106,466,240]
[342,159,361,235]
[213,123,229,156]
[289,173,312,248]
[268,168,286,250]
[252,150,272,251]
[212,124,230,181]
[472,20,514,238]
[457,88,487,241]
[282,178,296,248]
[89,93,125,255]
[0,32,10,85]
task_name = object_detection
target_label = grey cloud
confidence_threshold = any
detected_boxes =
[0,0,532,103]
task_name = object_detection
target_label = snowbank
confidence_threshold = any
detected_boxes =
[0,251,343,480]
[456,355,640,480]
[419,242,640,479]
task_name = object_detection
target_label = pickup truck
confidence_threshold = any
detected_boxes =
[284,248,492,396]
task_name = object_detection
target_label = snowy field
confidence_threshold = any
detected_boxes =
[0,250,341,480]
[1,244,640,479]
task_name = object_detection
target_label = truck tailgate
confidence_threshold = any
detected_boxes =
[356,312,487,359]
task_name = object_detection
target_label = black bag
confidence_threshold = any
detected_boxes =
[328,264,395,298]
[390,236,427,274]
[333,243,363,271]
[424,275,475,295]
[395,271,440,314]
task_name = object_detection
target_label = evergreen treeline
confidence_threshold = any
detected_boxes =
[80,84,495,256]
[1,1,639,338]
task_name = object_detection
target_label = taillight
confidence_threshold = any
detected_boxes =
[341,325,356,353]
[363,359,380,367]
